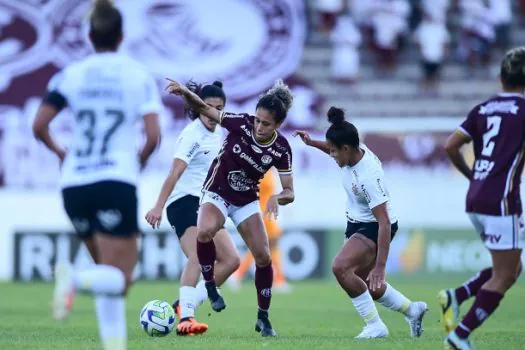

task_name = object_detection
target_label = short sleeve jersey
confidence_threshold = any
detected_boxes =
[203,112,293,206]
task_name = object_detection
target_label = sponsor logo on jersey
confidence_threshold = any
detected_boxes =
[352,183,358,196]
[376,178,386,197]
[240,124,252,137]
[233,144,241,154]
[251,145,262,153]
[267,147,282,158]
[261,155,272,165]
[96,209,122,230]
[473,159,494,180]
[240,152,265,173]
[203,150,211,155]
[227,170,253,192]
[479,101,519,115]
[187,142,200,158]
[361,184,371,204]
[72,218,90,233]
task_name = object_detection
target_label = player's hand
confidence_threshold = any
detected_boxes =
[264,195,279,221]
[165,78,187,96]
[293,130,312,146]
[367,265,386,292]
[145,206,163,229]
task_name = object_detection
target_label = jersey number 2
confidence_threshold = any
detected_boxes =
[481,116,501,157]
[76,109,124,157]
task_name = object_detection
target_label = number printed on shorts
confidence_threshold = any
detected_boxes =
[76,109,124,157]
[481,115,502,157]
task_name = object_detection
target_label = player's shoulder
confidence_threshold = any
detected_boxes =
[179,120,203,138]
[273,131,291,151]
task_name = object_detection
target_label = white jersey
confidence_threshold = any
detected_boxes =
[166,119,223,205]
[342,144,397,223]
[48,52,162,188]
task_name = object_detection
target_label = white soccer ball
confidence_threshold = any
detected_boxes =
[139,300,176,337]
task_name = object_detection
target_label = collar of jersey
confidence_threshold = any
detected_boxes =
[252,131,277,147]
[498,92,525,98]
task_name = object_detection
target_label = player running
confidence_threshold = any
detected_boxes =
[295,107,428,339]
[438,47,525,350]
[144,80,240,336]
[32,1,161,349]
[166,78,295,337]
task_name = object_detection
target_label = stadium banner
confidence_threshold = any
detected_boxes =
[11,229,325,282]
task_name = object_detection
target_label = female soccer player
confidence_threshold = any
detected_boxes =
[32,1,161,349]
[145,81,240,336]
[439,47,525,350]
[295,107,427,339]
[166,78,295,337]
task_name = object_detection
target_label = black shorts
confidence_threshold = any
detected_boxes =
[345,221,399,245]
[422,61,441,79]
[166,195,199,239]
[62,181,138,238]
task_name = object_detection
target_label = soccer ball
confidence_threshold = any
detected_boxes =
[139,300,176,337]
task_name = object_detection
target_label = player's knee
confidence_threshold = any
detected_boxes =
[228,254,241,272]
[493,269,518,290]
[332,258,352,278]
[197,225,216,242]
[186,253,200,267]
[253,250,271,267]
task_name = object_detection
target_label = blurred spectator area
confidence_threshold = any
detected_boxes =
[304,0,522,118]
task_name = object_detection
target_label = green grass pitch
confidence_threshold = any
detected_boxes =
[1,278,524,349]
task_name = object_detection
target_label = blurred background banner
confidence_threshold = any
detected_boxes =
[2,0,525,281]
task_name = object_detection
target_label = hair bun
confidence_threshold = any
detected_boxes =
[212,81,223,89]
[327,106,345,125]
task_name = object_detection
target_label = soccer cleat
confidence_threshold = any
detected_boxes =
[355,322,389,339]
[438,289,460,334]
[405,301,428,337]
[205,281,226,312]
[176,317,209,336]
[52,262,75,321]
[172,299,181,320]
[255,310,277,337]
[445,331,475,350]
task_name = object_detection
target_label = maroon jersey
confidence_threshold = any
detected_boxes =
[460,93,525,216]
[203,112,293,206]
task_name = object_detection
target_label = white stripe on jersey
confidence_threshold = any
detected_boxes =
[501,149,522,214]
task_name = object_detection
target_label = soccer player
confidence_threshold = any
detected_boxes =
[32,1,161,349]
[166,78,295,337]
[144,81,240,336]
[438,47,525,350]
[295,107,428,339]
[229,169,292,293]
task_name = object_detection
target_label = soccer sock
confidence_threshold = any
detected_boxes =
[196,239,216,282]
[74,265,126,350]
[74,264,125,295]
[376,283,412,316]
[255,263,273,311]
[179,286,197,320]
[454,268,493,305]
[352,290,382,326]
[235,252,254,280]
[95,296,126,350]
[195,280,208,306]
[271,249,286,285]
[455,289,503,339]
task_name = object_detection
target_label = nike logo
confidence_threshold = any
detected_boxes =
[204,150,210,155]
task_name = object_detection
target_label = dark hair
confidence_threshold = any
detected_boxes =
[185,80,226,120]
[256,80,293,124]
[325,107,360,149]
[501,47,525,88]
[89,0,123,50]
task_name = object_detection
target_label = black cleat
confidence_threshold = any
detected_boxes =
[255,310,277,337]
[205,281,226,312]
[172,299,181,320]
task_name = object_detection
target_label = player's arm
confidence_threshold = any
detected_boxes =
[32,93,67,162]
[444,130,472,180]
[139,113,161,169]
[166,78,221,123]
[276,173,295,205]
[293,130,330,154]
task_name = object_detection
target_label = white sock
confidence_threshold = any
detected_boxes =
[74,265,126,350]
[95,296,126,350]
[351,290,382,326]
[376,283,412,316]
[179,286,197,319]
[195,280,208,306]
[74,265,125,295]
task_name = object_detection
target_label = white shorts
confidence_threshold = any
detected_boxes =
[468,213,524,250]
[200,190,260,227]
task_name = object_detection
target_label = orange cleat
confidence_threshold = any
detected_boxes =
[176,318,209,336]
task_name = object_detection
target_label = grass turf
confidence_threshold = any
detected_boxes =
[1,278,524,349]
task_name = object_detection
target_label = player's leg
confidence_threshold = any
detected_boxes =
[332,233,388,339]
[228,250,254,290]
[213,228,241,286]
[438,213,491,333]
[196,192,228,312]
[233,203,276,337]
[82,236,99,264]
[166,197,208,335]
[269,236,292,293]
[445,214,523,349]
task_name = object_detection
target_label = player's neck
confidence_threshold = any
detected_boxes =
[347,148,364,167]
[501,87,524,95]
[94,48,118,53]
